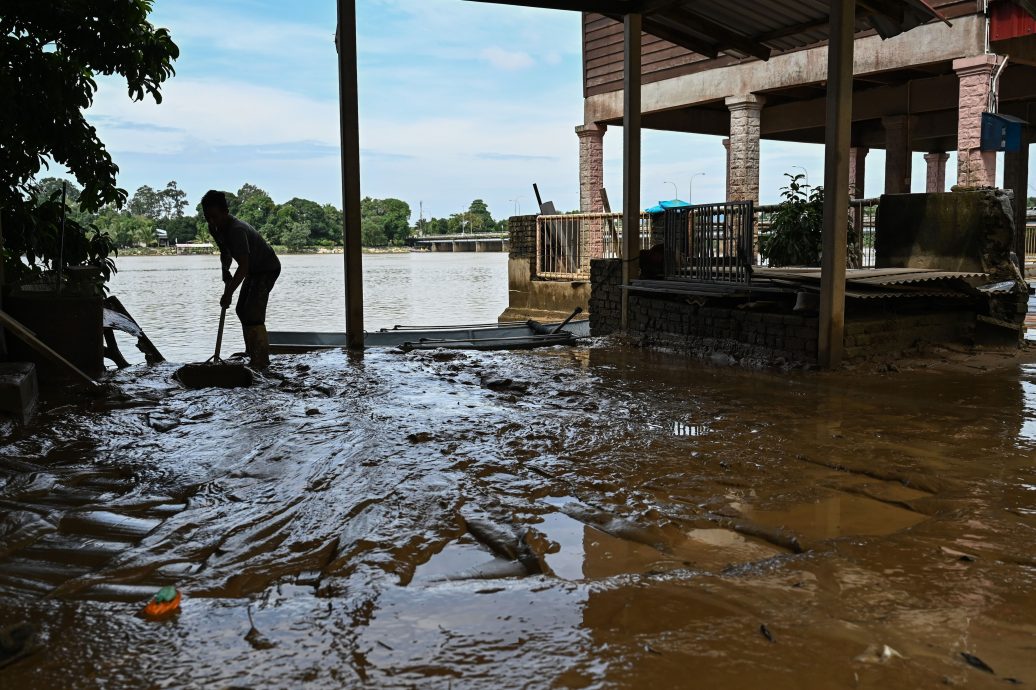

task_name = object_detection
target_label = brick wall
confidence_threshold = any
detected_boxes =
[509,215,537,260]
[589,259,623,335]
[590,256,978,364]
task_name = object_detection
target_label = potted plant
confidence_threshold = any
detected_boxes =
[759,173,859,268]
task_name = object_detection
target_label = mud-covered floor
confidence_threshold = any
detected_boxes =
[2,343,1036,688]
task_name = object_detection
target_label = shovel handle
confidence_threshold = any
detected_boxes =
[214,307,227,361]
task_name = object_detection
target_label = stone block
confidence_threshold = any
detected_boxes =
[0,362,38,424]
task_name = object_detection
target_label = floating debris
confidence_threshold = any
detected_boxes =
[141,586,181,619]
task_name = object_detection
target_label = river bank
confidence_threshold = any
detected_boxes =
[1,342,1035,687]
[116,245,420,257]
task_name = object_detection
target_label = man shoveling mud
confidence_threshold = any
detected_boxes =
[201,190,281,368]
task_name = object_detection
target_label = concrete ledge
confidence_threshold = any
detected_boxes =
[0,362,38,424]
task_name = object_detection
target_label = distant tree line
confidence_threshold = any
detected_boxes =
[29,178,512,251]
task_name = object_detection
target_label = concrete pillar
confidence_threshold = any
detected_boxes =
[882,115,913,194]
[848,146,868,252]
[1004,140,1030,262]
[725,95,765,202]
[923,152,950,193]
[954,54,999,188]
[722,137,731,199]
[577,123,607,261]
[576,123,606,213]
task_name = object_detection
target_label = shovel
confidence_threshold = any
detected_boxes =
[174,307,253,389]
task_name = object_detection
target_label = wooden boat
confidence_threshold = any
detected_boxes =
[269,315,590,355]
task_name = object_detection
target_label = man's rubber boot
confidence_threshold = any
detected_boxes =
[246,325,270,369]
[231,325,251,360]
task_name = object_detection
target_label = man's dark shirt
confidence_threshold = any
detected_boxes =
[215,216,280,274]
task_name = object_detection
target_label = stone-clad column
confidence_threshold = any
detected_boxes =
[882,115,913,194]
[577,122,607,262]
[923,152,950,192]
[725,95,765,202]
[576,123,607,212]
[954,54,999,188]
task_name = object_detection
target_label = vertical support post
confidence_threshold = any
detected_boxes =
[923,151,950,193]
[953,54,1000,188]
[0,213,6,359]
[336,0,364,349]
[621,12,642,330]
[882,115,913,194]
[819,0,853,369]
[1004,139,1029,263]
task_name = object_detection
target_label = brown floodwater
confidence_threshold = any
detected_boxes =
[2,343,1036,688]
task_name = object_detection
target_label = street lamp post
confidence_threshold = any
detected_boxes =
[792,165,809,186]
[663,180,678,200]
[689,172,705,204]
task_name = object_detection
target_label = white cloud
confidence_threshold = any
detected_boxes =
[479,47,535,71]
[90,77,340,153]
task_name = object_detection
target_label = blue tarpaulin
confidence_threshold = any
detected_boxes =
[645,199,690,214]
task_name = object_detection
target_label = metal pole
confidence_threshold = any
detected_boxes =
[621,12,642,330]
[689,172,705,204]
[664,181,677,200]
[336,0,364,349]
[818,0,853,369]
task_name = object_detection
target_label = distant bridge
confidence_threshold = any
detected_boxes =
[412,232,509,253]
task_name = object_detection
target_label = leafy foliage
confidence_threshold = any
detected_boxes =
[0,0,178,212]
[759,173,859,268]
[2,193,117,292]
[360,197,411,247]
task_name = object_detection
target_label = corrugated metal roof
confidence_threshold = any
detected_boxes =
[755,267,987,287]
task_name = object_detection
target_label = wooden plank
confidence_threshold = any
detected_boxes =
[819,0,854,369]
[337,0,364,349]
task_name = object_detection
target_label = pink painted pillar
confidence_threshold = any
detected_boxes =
[577,122,607,261]
[725,95,765,202]
[882,115,913,194]
[923,152,950,192]
[953,54,999,188]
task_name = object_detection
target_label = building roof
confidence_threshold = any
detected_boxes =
[466,1,948,60]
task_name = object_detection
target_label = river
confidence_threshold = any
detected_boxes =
[107,252,509,363]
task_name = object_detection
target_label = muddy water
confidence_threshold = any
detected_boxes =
[2,345,1036,688]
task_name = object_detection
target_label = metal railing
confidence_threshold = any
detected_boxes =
[1026,223,1036,262]
[535,212,651,280]
[663,201,754,283]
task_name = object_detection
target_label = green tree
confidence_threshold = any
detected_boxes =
[31,176,82,204]
[158,180,188,219]
[322,204,343,245]
[128,184,162,220]
[359,197,411,246]
[467,199,494,232]
[235,185,276,233]
[281,222,311,251]
[1,1,178,212]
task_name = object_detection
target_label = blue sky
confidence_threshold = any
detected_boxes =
[86,0,1031,222]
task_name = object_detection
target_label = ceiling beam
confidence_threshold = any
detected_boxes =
[661,7,772,60]
[603,12,720,58]
[463,0,633,13]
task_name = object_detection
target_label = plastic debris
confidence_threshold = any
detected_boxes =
[141,586,181,619]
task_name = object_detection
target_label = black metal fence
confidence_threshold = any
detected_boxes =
[663,201,754,283]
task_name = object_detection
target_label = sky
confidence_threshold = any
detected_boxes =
[83,0,1034,222]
